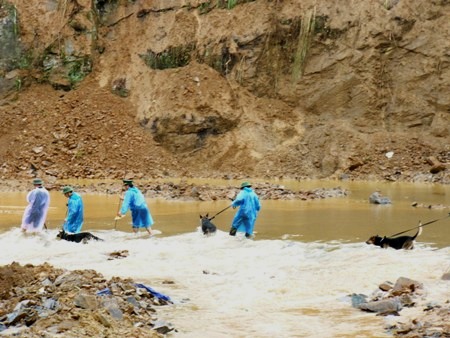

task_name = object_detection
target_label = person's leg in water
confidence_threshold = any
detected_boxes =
[229,217,243,236]
[244,217,255,239]
[131,208,153,236]
[145,226,153,236]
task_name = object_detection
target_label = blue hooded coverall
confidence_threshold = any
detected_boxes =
[64,192,84,233]
[120,187,154,228]
[231,187,261,236]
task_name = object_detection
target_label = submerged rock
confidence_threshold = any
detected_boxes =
[369,191,392,205]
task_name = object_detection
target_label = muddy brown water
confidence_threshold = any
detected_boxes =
[0,180,449,337]
[1,180,449,248]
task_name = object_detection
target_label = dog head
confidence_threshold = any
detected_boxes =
[200,214,210,226]
[56,229,67,240]
[366,235,384,247]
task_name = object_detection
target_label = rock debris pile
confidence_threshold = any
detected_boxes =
[0,262,174,337]
[351,276,449,337]
[0,179,348,202]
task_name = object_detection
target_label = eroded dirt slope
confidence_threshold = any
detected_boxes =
[0,0,449,183]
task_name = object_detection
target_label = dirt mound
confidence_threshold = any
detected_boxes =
[0,78,182,181]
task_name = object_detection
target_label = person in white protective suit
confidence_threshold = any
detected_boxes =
[21,178,50,233]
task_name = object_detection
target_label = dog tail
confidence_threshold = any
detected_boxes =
[413,223,423,239]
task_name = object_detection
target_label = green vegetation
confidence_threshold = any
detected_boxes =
[15,78,22,91]
[292,8,316,82]
[15,51,34,69]
[140,44,195,70]
[199,1,213,14]
[227,0,237,9]
[11,3,18,38]
[66,56,92,86]
[38,43,92,89]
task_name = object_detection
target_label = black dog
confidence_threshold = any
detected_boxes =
[366,226,422,250]
[57,229,103,244]
[199,214,217,235]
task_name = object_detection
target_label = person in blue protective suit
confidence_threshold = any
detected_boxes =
[229,181,261,239]
[117,179,154,235]
[21,178,50,233]
[62,186,84,233]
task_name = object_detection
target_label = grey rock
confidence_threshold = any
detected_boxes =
[43,298,58,310]
[101,297,123,320]
[350,293,368,308]
[369,192,391,204]
[125,296,140,308]
[358,298,402,313]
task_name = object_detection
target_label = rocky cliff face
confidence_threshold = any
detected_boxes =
[0,0,448,182]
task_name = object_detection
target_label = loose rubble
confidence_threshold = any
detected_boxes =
[351,276,450,337]
[0,179,348,201]
[0,262,174,337]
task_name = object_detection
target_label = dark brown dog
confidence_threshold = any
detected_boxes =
[366,226,422,250]
[57,229,103,244]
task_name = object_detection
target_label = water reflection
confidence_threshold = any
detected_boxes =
[1,180,449,248]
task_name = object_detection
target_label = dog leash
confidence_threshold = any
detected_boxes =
[389,212,450,237]
[208,205,232,220]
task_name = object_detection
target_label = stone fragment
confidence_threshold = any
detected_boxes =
[379,281,393,291]
[101,297,123,320]
[358,298,402,313]
[391,277,422,295]
[74,294,98,310]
